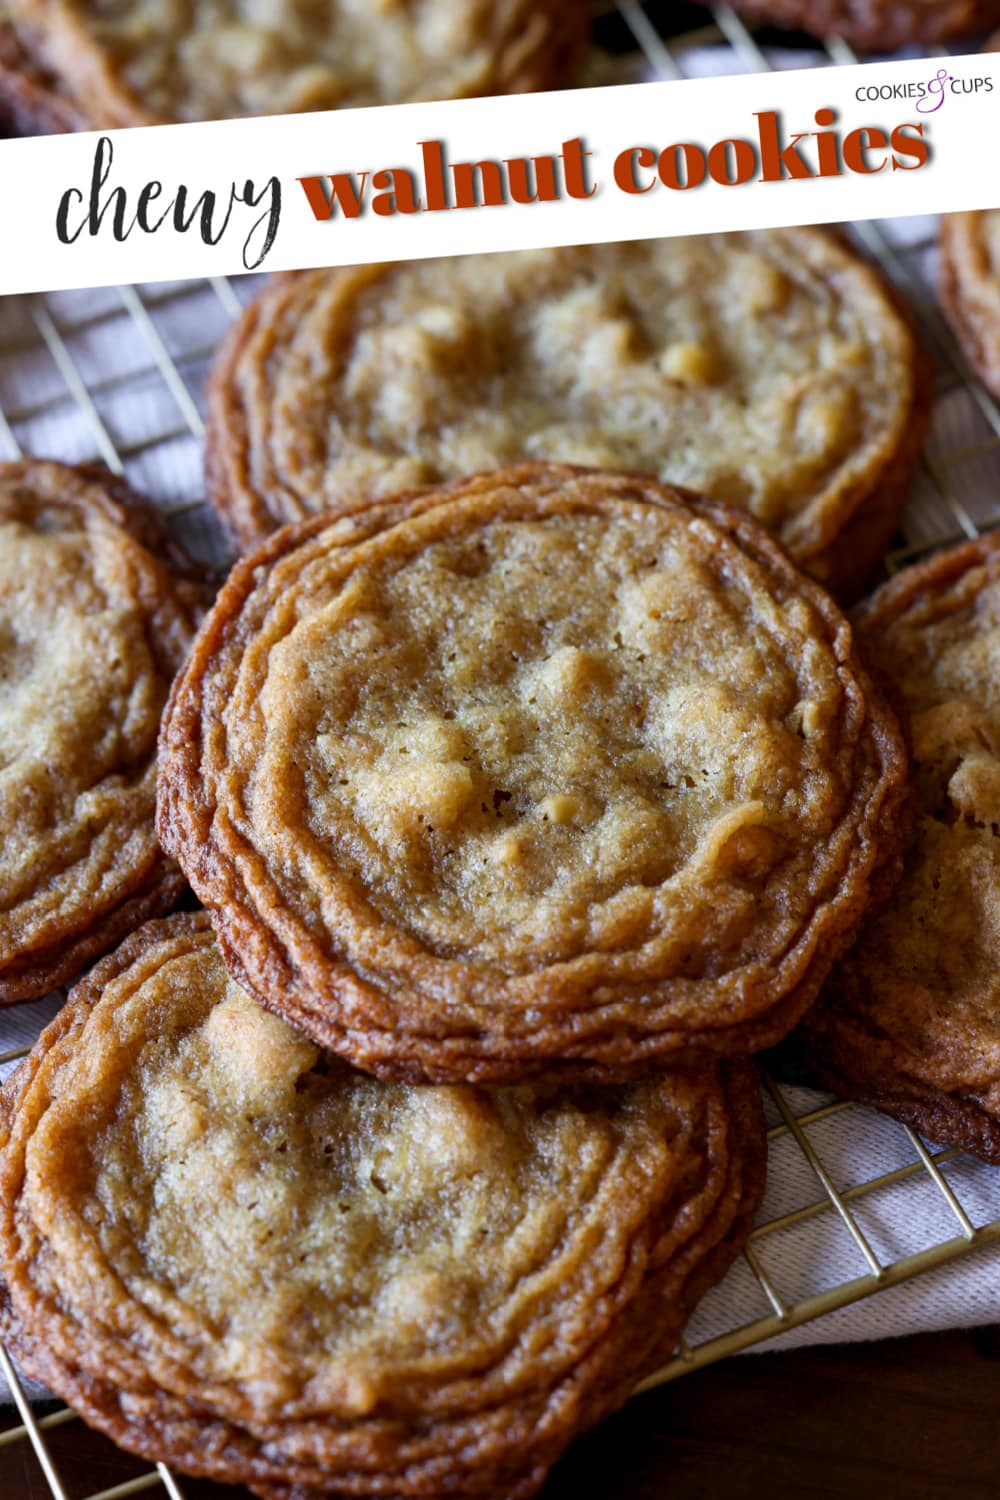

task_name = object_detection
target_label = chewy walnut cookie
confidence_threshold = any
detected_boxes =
[206,233,930,596]
[700,0,1000,49]
[800,533,1000,1163]
[0,460,197,1004]
[0,0,586,132]
[0,912,764,1500]
[940,210,1000,405]
[158,464,908,1084]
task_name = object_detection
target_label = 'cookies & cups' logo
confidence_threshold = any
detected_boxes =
[856,66,993,114]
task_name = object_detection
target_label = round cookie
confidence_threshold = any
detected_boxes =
[0,459,197,1004]
[940,210,1000,404]
[702,0,1000,49]
[800,533,1000,1163]
[158,464,908,1084]
[0,0,587,132]
[0,911,765,1500]
[205,233,930,597]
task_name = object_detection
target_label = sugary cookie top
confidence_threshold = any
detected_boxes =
[0,915,740,1416]
[7,0,581,125]
[210,233,919,569]
[0,463,192,984]
[159,466,905,1077]
[249,504,838,965]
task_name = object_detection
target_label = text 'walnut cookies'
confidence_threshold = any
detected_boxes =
[940,210,1000,405]
[699,0,1000,49]
[0,459,197,1005]
[0,0,586,133]
[158,464,908,1084]
[206,233,930,597]
[800,533,1000,1163]
[0,912,765,1500]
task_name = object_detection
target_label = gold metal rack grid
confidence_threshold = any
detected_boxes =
[3,3,1000,1495]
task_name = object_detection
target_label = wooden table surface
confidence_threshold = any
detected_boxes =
[3,1326,999,1500]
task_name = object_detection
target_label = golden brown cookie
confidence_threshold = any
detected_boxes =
[940,210,1000,404]
[0,459,197,1004]
[158,463,908,1084]
[0,911,765,1500]
[799,532,1000,1162]
[0,0,587,132]
[703,0,1000,48]
[205,234,930,597]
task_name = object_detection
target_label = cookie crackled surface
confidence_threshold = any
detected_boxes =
[800,532,1000,1162]
[158,464,908,1083]
[0,912,765,1499]
[205,234,930,595]
[0,459,196,1003]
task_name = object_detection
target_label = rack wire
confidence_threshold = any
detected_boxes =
[3,2,1000,1495]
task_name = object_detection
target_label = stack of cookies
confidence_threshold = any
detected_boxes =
[0,440,913,1494]
[2,213,998,1498]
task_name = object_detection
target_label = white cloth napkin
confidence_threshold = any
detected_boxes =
[3,32,1000,1408]
[684,1082,1000,1360]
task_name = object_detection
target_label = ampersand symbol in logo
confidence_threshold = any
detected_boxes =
[917,66,952,113]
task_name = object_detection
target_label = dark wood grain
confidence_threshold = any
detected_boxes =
[3,1330,999,1500]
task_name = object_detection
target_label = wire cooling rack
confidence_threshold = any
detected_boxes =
[4,3,1000,1496]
